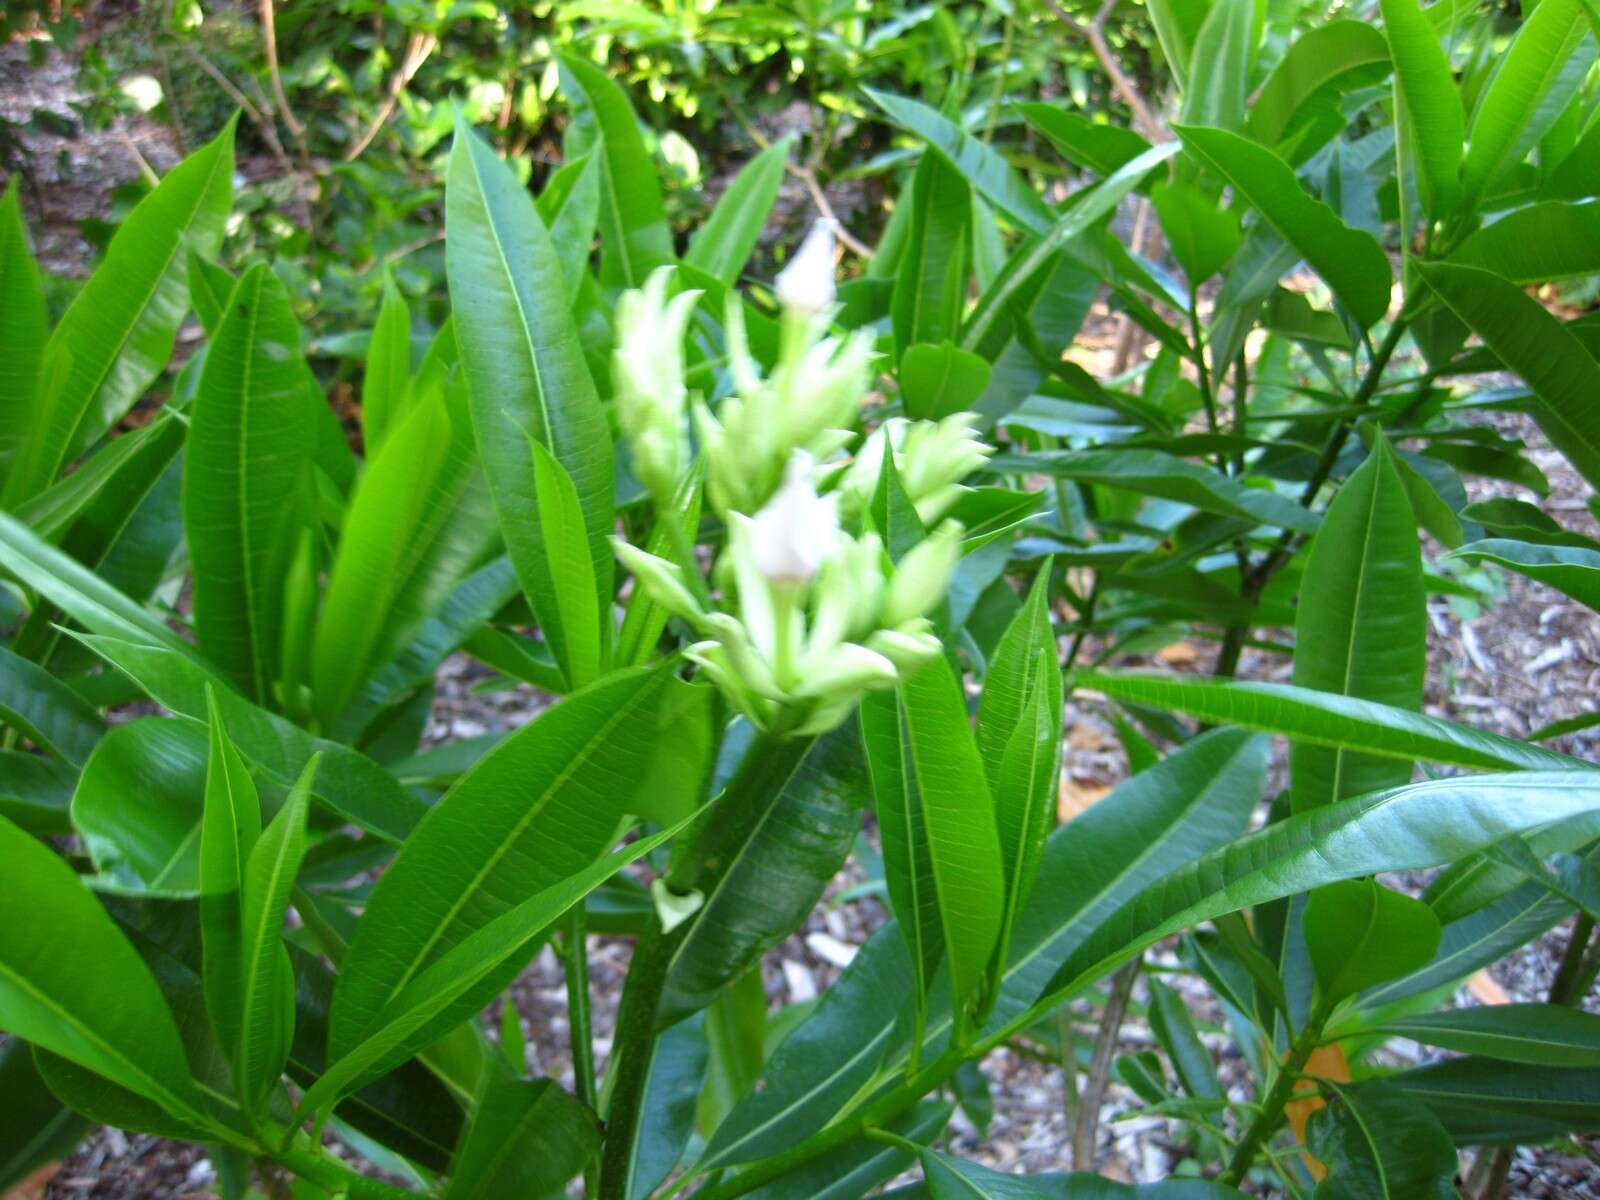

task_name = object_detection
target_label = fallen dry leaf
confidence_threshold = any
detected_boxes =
[1467,968,1511,1005]
[1060,776,1113,821]
[1156,641,1199,666]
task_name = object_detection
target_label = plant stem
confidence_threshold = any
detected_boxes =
[1219,999,1332,1188]
[274,1136,415,1198]
[1550,913,1596,1006]
[598,733,813,1200]
[565,905,600,1199]
[1070,957,1140,1169]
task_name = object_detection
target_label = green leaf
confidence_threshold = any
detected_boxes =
[893,150,972,358]
[1393,1056,1600,1142]
[899,342,992,421]
[1362,1004,1600,1067]
[530,435,604,686]
[0,813,209,1125]
[2,119,235,505]
[538,153,601,304]
[1307,1079,1456,1200]
[1016,104,1153,178]
[445,118,615,690]
[1449,537,1600,610]
[301,817,688,1115]
[1151,182,1242,284]
[443,1064,599,1200]
[0,751,75,835]
[1076,673,1580,773]
[1448,201,1600,282]
[657,728,863,1026]
[235,756,313,1111]
[0,1038,88,1191]
[1040,771,1600,1006]
[199,687,261,1081]
[558,55,675,286]
[1149,0,1209,91]
[0,644,105,765]
[1419,261,1600,489]
[0,176,47,480]
[987,448,1320,533]
[1461,0,1588,206]
[626,1014,708,1200]
[329,665,698,1060]
[1147,979,1223,1101]
[923,1152,1248,1197]
[866,88,1054,235]
[1303,879,1441,1005]
[869,655,1005,1023]
[743,1101,952,1200]
[1245,21,1393,156]
[71,718,206,894]
[1290,436,1425,812]
[72,632,427,844]
[1461,497,1600,550]
[686,135,792,286]
[1379,0,1464,221]
[362,272,412,454]
[1177,0,1254,133]
[183,263,314,704]
[186,247,235,337]
[1174,125,1392,329]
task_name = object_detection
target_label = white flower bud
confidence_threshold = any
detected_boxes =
[611,537,704,625]
[774,219,838,318]
[791,642,898,700]
[883,520,964,627]
[747,454,840,586]
[613,266,700,500]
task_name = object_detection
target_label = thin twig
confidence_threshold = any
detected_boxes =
[176,45,291,172]
[258,0,307,163]
[791,163,873,258]
[344,31,437,161]
[1040,0,1165,143]
[1071,957,1140,1169]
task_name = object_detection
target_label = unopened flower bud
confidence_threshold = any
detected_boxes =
[883,520,964,627]
[747,455,839,586]
[611,537,703,625]
[614,266,700,500]
[774,219,838,317]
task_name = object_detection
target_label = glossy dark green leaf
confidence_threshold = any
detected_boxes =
[923,1152,1250,1197]
[236,756,313,1110]
[72,718,206,894]
[1362,1004,1600,1066]
[362,272,412,454]
[893,150,971,358]
[1393,1057,1600,1142]
[657,728,863,1025]
[445,119,614,689]
[1307,1079,1456,1200]
[530,434,604,686]
[0,644,105,765]
[0,1038,87,1190]
[686,135,792,286]
[988,448,1320,532]
[743,1101,953,1200]
[329,665,699,1059]
[1379,0,1464,220]
[1303,879,1441,1004]
[302,818,686,1114]
[1146,979,1222,1101]
[1290,437,1424,812]
[1175,125,1391,329]
[442,1063,599,1200]
[2,119,234,505]
[1076,673,1578,773]
[0,750,75,834]
[626,1013,708,1200]
[0,176,47,480]
[0,813,211,1126]
[183,262,314,703]
[1419,261,1600,489]
[558,55,675,285]
[1449,538,1600,611]
[1041,771,1600,1006]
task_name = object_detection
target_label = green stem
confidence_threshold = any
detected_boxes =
[1219,999,1333,1188]
[598,733,815,1200]
[275,1135,416,1198]
[565,905,600,1200]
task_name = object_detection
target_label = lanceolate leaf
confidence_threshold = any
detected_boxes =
[1290,436,1425,812]
[443,1065,599,1200]
[1307,1079,1457,1200]
[1175,125,1392,329]
[1040,771,1600,1005]
[362,272,412,454]
[1419,262,1600,490]
[893,150,972,359]
[183,263,314,703]
[529,435,604,687]
[445,119,615,689]
[0,644,105,765]
[1245,21,1392,155]
[1177,0,1253,133]
[0,176,47,479]
[2,119,235,505]
[1361,1004,1600,1067]
[686,135,792,286]
[1393,1056,1600,1142]
[1076,673,1580,773]
[0,813,210,1126]
[1448,201,1600,282]
[329,666,702,1060]
[657,728,864,1026]
[558,54,675,286]
[1448,539,1600,611]
[236,757,315,1110]
[1379,0,1464,220]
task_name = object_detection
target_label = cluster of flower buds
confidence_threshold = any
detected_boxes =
[614,456,960,734]
[609,217,987,735]
[834,412,994,524]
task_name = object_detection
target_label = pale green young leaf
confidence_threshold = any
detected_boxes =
[1379,0,1465,220]
[686,134,792,286]
[362,272,412,455]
